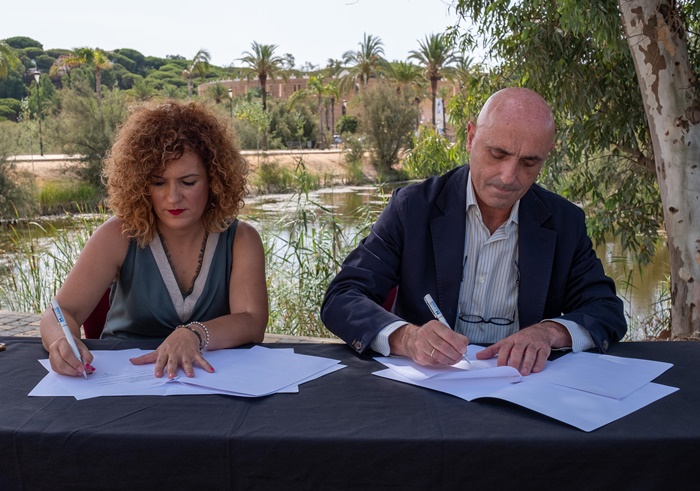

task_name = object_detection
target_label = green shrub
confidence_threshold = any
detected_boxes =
[401,126,466,179]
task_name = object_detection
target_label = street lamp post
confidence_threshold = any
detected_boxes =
[32,70,44,156]
[228,88,233,120]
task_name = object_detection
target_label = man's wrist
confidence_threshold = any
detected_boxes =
[389,324,417,357]
[540,320,572,348]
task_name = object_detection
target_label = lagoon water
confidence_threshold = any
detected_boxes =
[1,185,669,340]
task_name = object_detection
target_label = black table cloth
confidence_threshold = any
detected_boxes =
[0,337,697,490]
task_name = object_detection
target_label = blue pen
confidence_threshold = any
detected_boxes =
[51,299,88,379]
[423,293,471,366]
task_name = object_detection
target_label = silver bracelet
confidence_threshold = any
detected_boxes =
[187,321,209,351]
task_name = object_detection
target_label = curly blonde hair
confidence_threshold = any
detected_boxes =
[103,100,248,247]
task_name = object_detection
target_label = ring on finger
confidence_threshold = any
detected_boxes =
[430,348,436,358]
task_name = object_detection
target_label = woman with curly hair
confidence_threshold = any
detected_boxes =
[39,100,268,379]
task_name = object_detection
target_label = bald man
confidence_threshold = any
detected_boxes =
[321,87,626,375]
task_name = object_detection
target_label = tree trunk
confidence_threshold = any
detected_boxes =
[95,67,102,107]
[260,74,268,150]
[430,77,438,127]
[318,96,325,149]
[619,0,700,338]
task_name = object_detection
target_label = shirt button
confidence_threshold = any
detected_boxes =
[479,276,485,283]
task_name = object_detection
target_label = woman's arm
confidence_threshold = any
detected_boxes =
[39,217,128,375]
[206,220,269,349]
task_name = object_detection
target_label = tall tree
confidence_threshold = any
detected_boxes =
[289,76,327,148]
[385,61,425,95]
[239,42,286,149]
[324,82,341,135]
[341,33,387,90]
[239,42,285,112]
[409,33,457,126]
[63,47,112,103]
[182,49,211,98]
[0,42,20,79]
[451,0,700,338]
[618,0,700,339]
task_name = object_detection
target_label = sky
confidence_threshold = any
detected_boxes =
[3,0,463,68]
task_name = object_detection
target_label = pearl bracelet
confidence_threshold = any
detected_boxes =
[176,324,203,350]
[187,321,210,351]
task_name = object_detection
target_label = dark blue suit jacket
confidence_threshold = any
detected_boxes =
[321,165,626,354]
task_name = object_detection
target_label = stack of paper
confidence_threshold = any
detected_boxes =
[373,345,678,431]
[31,346,345,400]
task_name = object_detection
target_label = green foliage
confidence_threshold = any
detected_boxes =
[268,100,316,149]
[233,98,271,149]
[261,162,381,337]
[51,82,127,189]
[38,180,103,215]
[450,0,673,265]
[341,33,387,89]
[3,37,42,50]
[0,98,21,121]
[27,74,56,117]
[358,82,419,177]
[0,71,26,99]
[0,212,108,312]
[402,126,466,179]
[336,115,358,134]
[252,159,321,194]
[0,122,36,218]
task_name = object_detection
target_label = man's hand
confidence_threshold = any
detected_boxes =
[389,320,470,366]
[476,321,572,375]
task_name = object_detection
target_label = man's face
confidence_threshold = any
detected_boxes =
[466,114,553,215]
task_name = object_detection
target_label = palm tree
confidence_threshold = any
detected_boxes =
[341,33,387,91]
[386,61,426,130]
[289,75,328,149]
[0,41,20,79]
[385,61,424,95]
[409,33,457,126]
[324,82,341,135]
[239,42,286,112]
[239,42,286,150]
[182,49,211,98]
[65,47,112,103]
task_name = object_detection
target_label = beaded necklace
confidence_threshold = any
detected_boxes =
[158,229,209,297]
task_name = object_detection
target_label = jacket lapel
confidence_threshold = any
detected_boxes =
[430,166,468,327]
[517,188,557,327]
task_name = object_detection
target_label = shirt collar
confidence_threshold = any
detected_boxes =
[466,171,520,228]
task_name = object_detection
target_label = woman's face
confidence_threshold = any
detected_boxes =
[148,150,210,233]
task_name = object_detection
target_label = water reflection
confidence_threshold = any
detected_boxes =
[1,185,670,339]
[243,185,671,338]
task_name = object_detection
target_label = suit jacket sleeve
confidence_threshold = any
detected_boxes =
[321,167,468,353]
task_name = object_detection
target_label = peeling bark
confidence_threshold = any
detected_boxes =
[619,0,700,338]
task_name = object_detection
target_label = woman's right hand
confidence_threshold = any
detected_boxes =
[47,335,95,377]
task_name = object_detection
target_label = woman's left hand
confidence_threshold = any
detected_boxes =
[129,328,215,378]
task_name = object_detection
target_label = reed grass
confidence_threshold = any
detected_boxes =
[0,210,108,312]
[38,181,103,215]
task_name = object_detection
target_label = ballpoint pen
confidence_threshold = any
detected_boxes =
[423,293,471,366]
[50,299,88,379]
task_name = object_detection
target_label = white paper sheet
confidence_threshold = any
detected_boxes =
[373,351,678,431]
[30,346,344,399]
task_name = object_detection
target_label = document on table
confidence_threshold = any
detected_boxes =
[373,346,678,432]
[30,346,345,400]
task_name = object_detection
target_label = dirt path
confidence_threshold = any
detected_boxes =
[9,150,371,184]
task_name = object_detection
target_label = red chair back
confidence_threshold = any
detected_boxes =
[82,289,110,339]
[382,287,397,312]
